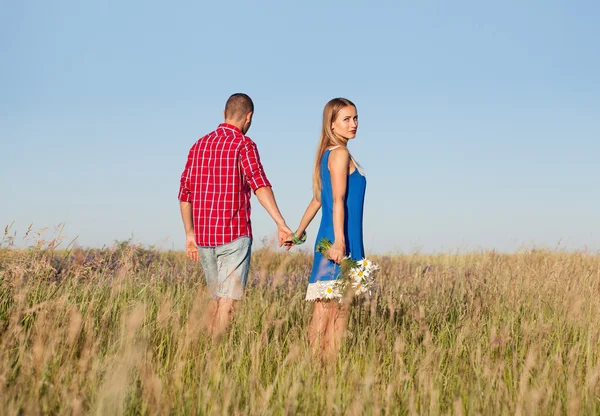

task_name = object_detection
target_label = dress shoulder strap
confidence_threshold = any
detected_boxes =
[349,154,365,176]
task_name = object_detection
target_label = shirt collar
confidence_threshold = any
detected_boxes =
[219,123,242,134]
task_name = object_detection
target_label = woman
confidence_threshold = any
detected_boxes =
[289,97,366,358]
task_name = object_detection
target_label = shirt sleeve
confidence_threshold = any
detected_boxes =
[240,139,271,192]
[178,147,194,202]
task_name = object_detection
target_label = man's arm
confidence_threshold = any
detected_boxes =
[180,201,198,262]
[240,140,292,247]
[179,146,199,262]
[255,187,292,246]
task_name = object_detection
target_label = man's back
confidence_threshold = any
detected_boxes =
[178,123,271,247]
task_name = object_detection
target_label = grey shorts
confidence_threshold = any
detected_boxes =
[198,237,252,300]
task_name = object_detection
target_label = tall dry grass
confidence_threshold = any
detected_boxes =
[1,235,600,414]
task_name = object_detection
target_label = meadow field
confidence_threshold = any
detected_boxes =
[1,234,600,415]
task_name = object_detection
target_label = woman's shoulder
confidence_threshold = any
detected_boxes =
[326,146,349,157]
[326,146,351,175]
[327,146,350,163]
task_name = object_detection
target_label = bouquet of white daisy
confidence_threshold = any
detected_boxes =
[316,237,378,302]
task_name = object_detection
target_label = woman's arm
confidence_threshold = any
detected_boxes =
[296,197,322,237]
[282,197,321,250]
[328,147,350,263]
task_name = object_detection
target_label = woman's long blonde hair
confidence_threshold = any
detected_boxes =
[312,97,357,200]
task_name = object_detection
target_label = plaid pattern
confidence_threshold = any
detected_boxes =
[178,123,271,247]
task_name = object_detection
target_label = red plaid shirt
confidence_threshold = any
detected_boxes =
[178,123,271,247]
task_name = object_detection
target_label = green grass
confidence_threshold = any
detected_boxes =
[1,243,600,414]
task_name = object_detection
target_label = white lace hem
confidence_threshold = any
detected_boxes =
[305,280,338,301]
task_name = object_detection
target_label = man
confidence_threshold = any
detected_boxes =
[178,93,292,339]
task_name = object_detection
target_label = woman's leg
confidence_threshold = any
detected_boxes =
[324,302,350,360]
[308,301,328,354]
[333,302,350,351]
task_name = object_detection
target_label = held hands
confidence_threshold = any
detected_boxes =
[282,230,307,251]
[282,232,294,251]
[277,223,294,249]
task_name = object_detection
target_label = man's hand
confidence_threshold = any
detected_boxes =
[186,234,198,262]
[255,187,293,251]
[180,201,198,261]
[278,224,293,248]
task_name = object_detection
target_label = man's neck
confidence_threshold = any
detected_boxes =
[224,119,245,132]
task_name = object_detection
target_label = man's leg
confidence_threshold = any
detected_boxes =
[202,299,218,335]
[212,297,238,341]
[212,237,252,340]
[197,247,218,335]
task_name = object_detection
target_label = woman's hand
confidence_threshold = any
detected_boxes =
[282,232,295,251]
[327,241,346,264]
[281,230,307,251]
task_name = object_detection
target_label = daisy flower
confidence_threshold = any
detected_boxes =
[324,286,340,300]
[358,259,372,269]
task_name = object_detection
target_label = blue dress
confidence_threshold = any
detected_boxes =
[306,148,367,300]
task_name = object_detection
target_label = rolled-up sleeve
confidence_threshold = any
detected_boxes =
[240,139,271,192]
[178,148,193,202]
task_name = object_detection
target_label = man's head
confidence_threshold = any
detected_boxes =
[224,93,254,134]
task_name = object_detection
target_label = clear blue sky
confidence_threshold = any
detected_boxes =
[1,0,599,254]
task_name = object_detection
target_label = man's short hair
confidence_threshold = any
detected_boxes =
[225,93,254,120]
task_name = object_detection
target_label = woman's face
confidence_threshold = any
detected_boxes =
[331,106,358,140]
